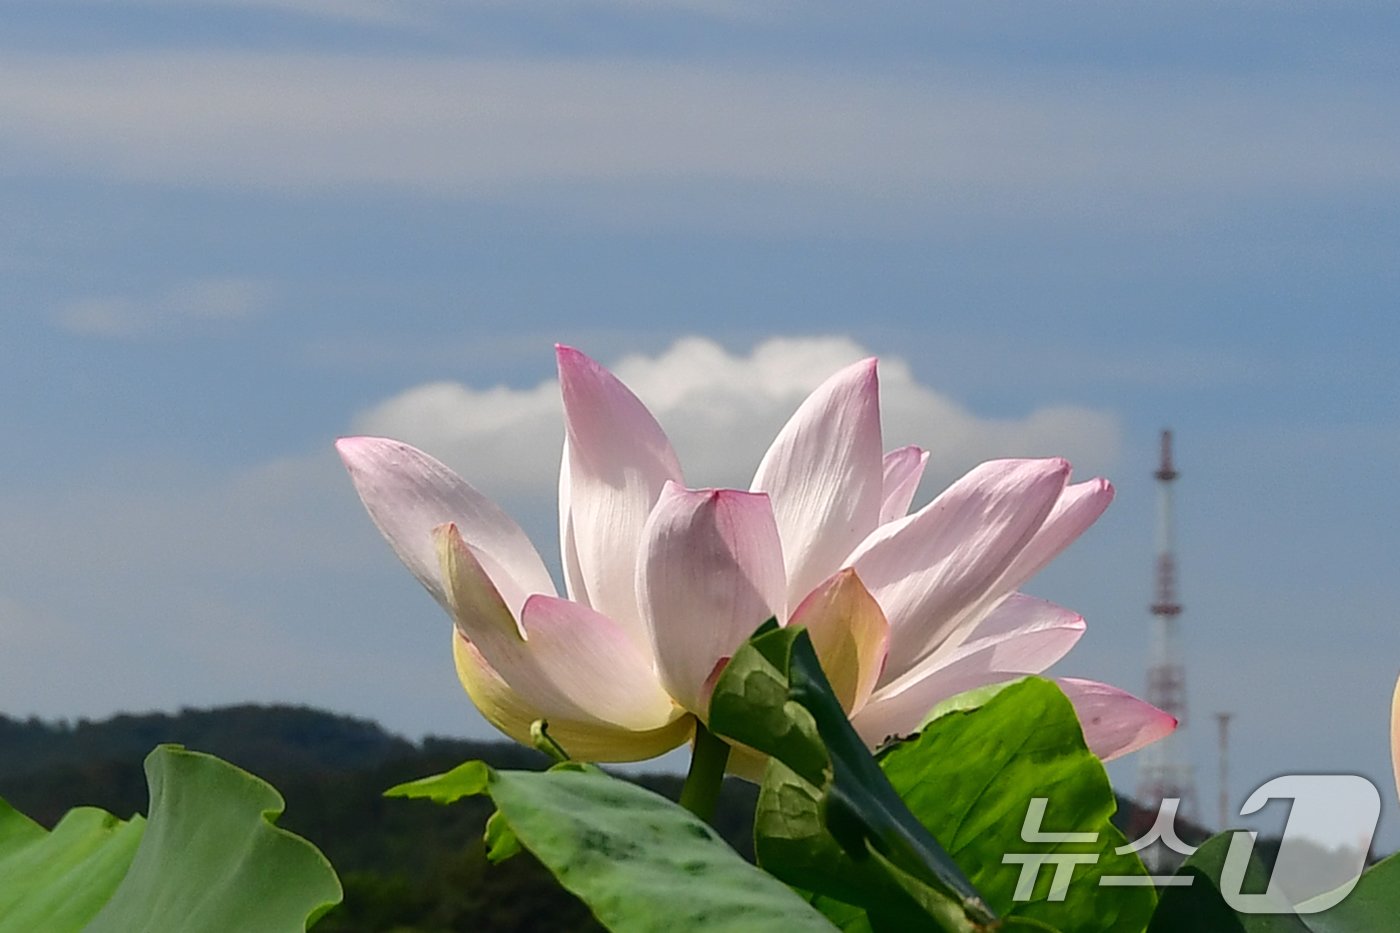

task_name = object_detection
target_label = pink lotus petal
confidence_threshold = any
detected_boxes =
[790,568,890,714]
[948,592,1086,654]
[558,346,683,647]
[940,594,1085,674]
[435,522,584,719]
[638,484,786,717]
[519,595,682,731]
[886,594,1085,696]
[436,522,679,734]
[336,436,556,617]
[1391,674,1400,804]
[853,674,1175,762]
[852,595,1084,745]
[451,633,548,746]
[849,661,1011,749]
[999,477,1114,594]
[558,441,591,606]
[1057,678,1178,762]
[451,633,691,762]
[850,458,1070,688]
[880,445,929,525]
[751,358,884,612]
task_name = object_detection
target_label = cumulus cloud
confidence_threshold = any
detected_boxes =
[52,277,269,339]
[352,335,1121,504]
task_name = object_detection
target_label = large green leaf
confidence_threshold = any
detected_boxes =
[755,759,980,931]
[1148,832,1309,933]
[878,678,1156,933]
[1150,834,1399,933]
[86,745,343,932]
[707,623,999,932]
[389,760,836,932]
[1,745,341,932]
[1299,851,1400,931]
[0,801,145,931]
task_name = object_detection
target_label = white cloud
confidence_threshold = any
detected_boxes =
[0,53,1394,229]
[352,335,1122,504]
[52,277,268,339]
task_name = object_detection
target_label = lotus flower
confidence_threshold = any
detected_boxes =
[337,345,1174,765]
[1391,673,1399,803]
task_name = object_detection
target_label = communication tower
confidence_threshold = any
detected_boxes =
[1136,430,1197,842]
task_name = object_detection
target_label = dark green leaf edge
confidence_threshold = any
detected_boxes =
[389,758,837,932]
[709,622,998,930]
[2,745,342,933]
[878,678,1154,933]
[0,802,146,932]
[1150,832,1400,933]
[86,745,343,932]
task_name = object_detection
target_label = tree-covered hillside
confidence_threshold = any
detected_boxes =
[0,705,756,932]
[5,704,1250,930]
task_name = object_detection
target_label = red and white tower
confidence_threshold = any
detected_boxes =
[1136,430,1197,830]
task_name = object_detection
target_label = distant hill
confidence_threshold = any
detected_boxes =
[0,704,417,783]
[0,704,753,932]
[1,703,1237,931]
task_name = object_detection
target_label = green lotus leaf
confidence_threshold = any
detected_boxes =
[391,760,836,931]
[1298,851,1400,932]
[878,678,1154,933]
[1148,831,1309,932]
[1,745,341,933]
[708,622,997,932]
[0,801,145,931]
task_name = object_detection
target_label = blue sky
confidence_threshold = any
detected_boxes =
[2,1,1397,850]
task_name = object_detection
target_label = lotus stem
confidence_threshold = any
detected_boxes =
[679,722,730,824]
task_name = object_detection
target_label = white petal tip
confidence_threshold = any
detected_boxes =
[334,434,376,460]
[1086,476,1115,503]
[334,435,420,468]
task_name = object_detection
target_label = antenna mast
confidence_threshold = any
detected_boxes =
[1215,712,1233,830]
[1135,430,1197,863]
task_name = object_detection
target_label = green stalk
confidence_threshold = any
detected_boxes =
[678,721,731,824]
